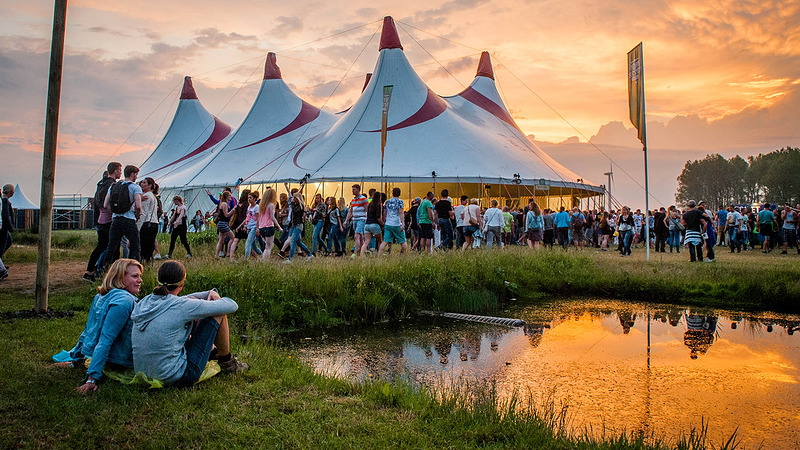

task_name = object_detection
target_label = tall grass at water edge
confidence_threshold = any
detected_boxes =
[146,248,800,329]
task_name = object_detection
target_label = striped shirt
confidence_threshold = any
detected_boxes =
[350,194,368,221]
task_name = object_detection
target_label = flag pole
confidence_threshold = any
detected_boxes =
[641,48,650,262]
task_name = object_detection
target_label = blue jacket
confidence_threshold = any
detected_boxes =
[525,211,543,230]
[69,289,136,380]
[554,211,570,228]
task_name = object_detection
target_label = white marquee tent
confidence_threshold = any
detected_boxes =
[144,16,604,212]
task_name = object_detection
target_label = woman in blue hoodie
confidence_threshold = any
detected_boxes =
[57,258,142,393]
[131,261,248,387]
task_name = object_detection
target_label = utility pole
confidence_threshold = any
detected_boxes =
[35,0,68,313]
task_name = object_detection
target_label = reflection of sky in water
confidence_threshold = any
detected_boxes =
[292,300,800,448]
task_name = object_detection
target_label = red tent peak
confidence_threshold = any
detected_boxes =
[379,16,403,51]
[180,76,198,99]
[264,52,282,80]
[361,73,372,92]
[476,51,494,80]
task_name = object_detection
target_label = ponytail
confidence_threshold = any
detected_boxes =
[153,261,186,295]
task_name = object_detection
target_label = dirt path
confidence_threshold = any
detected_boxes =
[0,261,87,295]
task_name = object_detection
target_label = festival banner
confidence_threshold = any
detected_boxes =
[381,85,394,159]
[627,43,645,145]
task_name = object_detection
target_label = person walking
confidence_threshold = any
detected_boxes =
[525,201,544,249]
[417,192,436,252]
[553,206,570,249]
[238,191,262,260]
[681,200,709,262]
[361,191,384,256]
[482,199,504,250]
[137,177,160,262]
[257,188,281,259]
[286,192,313,263]
[461,198,482,250]
[666,206,683,253]
[103,165,143,267]
[0,184,14,281]
[379,187,407,255]
[345,184,368,256]
[617,206,634,256]
[311,193,329,256]
[215,191,235,258]
[435,189,454,250]
[166,196,191,259]
[84,163,120,282]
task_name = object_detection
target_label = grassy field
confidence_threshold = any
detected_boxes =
[1,229,792,448]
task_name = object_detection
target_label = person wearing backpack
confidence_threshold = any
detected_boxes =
[103,165,143,267]
[570,207,586,250]
[84,162,121,282]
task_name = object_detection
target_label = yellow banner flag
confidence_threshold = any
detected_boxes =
[381,85,394,160]
[627,43,645,145]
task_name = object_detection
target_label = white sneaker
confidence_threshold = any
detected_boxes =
[704,258,714,262]
[283,259,293,264]
[218,251,225,257]
[186,254,192,259]
[306,254,315,262]
[153,254,162,260]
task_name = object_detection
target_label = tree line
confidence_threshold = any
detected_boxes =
[676,147,799,207]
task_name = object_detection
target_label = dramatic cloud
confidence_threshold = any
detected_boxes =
[1,0,797,207]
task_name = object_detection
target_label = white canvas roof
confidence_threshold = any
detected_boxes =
[149,17,601,195]
[9,184,38,210]
[179,52,338,189]
[139,77,232,181]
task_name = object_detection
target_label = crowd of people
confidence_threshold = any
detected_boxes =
[77,161,800,274]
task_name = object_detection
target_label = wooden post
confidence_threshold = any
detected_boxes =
[35,0,68,313]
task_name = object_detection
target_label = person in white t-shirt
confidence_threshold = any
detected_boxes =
[137,177,160,261]
[378,187,407,255]
[724,206,742,253]
[453,195,468,248]
[482,199,505,249]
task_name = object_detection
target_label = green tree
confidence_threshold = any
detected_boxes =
[676,154,740,207]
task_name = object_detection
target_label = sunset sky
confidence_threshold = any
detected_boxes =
[1,0,798,208]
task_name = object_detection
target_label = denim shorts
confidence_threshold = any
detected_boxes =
[364,223,382,236]
[217,221,231,233]
[259,226,275,238]
[354,220,366,235]
[175,317,219,387]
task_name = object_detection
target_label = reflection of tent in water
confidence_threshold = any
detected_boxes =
[684,314,718,359]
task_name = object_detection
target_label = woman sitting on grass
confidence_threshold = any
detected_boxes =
[131,261,248,387]
[57,258,143,394]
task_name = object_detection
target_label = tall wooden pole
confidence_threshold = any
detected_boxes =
[35,0,68,313]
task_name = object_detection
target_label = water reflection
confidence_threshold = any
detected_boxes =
[292,300,800,448]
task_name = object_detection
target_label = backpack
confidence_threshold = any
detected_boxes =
[109,181,133,214]
[156,195,163,219]
[571,213,584,230]
[93,176,114,219]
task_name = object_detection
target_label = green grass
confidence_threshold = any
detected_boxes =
[136,247,800,329]
[0,312,731,449]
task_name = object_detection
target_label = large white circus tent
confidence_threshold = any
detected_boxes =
[144,16,602,212]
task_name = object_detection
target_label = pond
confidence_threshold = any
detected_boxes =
[290,300,800,448]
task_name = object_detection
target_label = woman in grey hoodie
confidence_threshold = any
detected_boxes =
[131,261,248,387]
